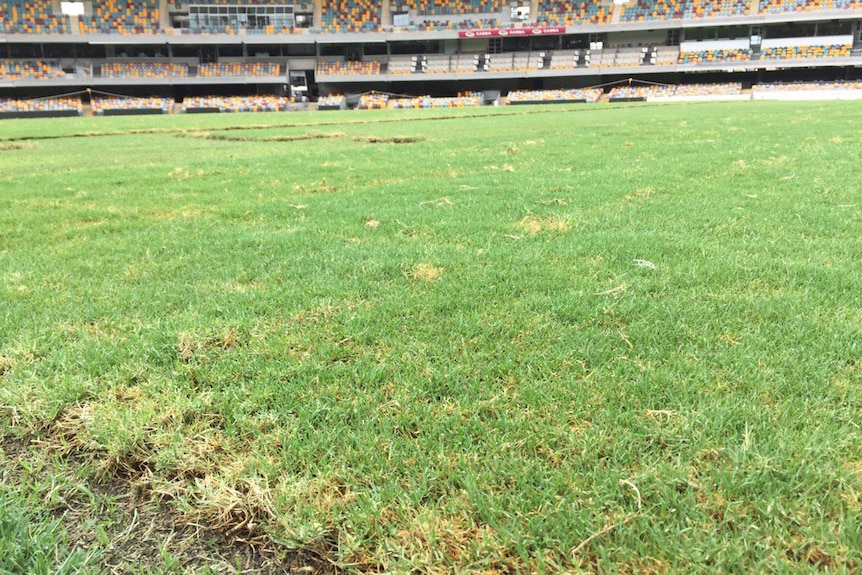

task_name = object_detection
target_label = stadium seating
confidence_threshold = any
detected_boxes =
[0,0,71,34]
[101,62,189,79]
[620,0,686,22]
[608,84,676,98]
[678,48,752,64]
[197,62,281,77]
[0,96,82,114]
[357,92,389,109]
[320,0,380,33]
[758,0,830,14]
[402,0,504,15]
[0,60,65,81]
[317,60,382,75]
[507,88,603,103]
[685,0,750,17]
[79,0,160,34]
[608,82,741,98]
[317,94,346,107]
[751,80,862,92]
[664,82,742,95]
[90,96,173,114]
[413,18,502,30]
[182,95,289,112]
[760,44,852,60]
[391,93,483,107]
[536,0,610,25]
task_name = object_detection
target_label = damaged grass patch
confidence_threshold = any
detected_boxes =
[0,142,39,151]
[353,135,425,144]
[518,214,573,235]
[182,131,347,143]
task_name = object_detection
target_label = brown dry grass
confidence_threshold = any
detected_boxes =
[624,186,656,203]
[0,142,39,151]
[408,263,443,282]
[518,214,572,235]
[1,435,323,574]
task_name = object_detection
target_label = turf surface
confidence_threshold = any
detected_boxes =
[1,101,861,573]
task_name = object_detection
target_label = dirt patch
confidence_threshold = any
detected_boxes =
[1,433,330,574]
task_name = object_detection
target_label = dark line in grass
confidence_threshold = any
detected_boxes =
[179,131,348,142]
[0,100,701,143]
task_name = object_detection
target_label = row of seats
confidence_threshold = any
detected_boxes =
[0,96,83,113]
[182,95,291,112]
[413,18,501,30]
[751,80,862,91]
[391,92,482,107]
[320,0,380,33]
[401,0,504,15]
[671,82,742,95]
[608,82,742,98]
[0,0,71,34]
[507,87,603,102]
[358,92,388,109]
[761,44,852,59]
[679,48,752,63]
[197,62,280,76]
[90,95,173,114]
[608,84,677,98]
[317,94,346,107]
[0,59,65,80]
[101,62,189,78]
[317,60,382,75]
[79,0,161,35]
[536,0,610,25]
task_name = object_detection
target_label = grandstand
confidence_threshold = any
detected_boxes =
[1,0,861,113]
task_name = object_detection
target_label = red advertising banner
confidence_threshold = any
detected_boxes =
[458,26,566,39]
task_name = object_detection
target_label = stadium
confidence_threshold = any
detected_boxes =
[1,0,862,113]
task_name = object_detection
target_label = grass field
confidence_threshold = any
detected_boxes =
[1,101,860,574]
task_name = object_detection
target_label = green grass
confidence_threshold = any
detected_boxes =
[1,101,861,573]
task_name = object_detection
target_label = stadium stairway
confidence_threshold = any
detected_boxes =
[159,0,170,29]
[611,0,622,23]
[529,0,539,21]
[749,0,760,14]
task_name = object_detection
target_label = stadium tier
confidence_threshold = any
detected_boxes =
[101,62,189,79]
[196,62,281,77]
[678,48,753,64]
